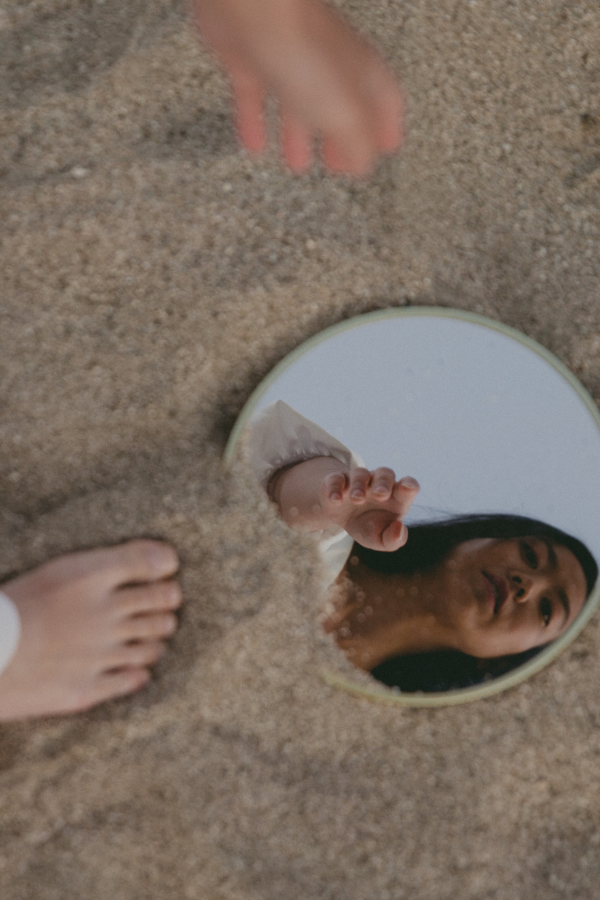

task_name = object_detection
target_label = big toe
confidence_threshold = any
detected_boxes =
[86,540,179,589]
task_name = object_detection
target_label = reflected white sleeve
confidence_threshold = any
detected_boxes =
[245,400,364,586]
[245,400,364,490]
[0,592,21,675]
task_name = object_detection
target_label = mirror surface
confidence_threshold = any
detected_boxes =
[226,309,600,703]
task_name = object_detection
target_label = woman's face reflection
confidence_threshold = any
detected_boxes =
[237,314,600,692]
[330,534,589,672]
[439,536,587,657]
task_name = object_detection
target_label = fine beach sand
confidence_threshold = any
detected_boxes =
[2,1,600,897]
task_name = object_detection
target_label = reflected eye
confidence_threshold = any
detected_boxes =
[520,540,538,569]
[540,597,552,627]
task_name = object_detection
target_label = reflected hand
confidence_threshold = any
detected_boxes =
[192,0,403,175]
[322,468,419,551]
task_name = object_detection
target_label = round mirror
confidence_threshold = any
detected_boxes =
[225,308,600,706]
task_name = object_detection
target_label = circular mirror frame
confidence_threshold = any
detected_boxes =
[224,307,600,706]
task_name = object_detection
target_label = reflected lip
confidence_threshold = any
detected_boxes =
[483,571,509,615]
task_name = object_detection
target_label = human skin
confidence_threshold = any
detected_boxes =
[269,456,420,551]
[270,457,588,670]
[192,0,403,175]
[0,540,181,721]
[329,535,588,670]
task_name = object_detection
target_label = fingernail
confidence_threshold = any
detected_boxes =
[399,477,419,490]
[330,492,341,502]
[351,490,364,499]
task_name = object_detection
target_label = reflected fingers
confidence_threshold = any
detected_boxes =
[392,476,420,516]
[367,63,404,154]
[370,467,396,500]
[348,468,372,502]
[323,471,348,504]
[381,520,408,552]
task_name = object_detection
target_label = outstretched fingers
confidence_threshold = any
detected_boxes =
[347,468,373,502]
[229,62,268,154]
[392,476,420,518]
[370,467,397,501]
[281,112,313,172]
[321,134,373,177]
[322,470,348,504]
[349,467,410,505]
[347,472,419,552]
[381,520,408,552]
[324,468,418,509]
[320,71,401,176]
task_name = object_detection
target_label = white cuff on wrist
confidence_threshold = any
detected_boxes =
[0,591,21,675]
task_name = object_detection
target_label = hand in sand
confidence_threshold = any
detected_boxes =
[192,0,403,175]
[321,467,419,551]
[0,540,181,721]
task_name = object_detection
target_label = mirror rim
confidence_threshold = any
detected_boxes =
[224,306,600,707]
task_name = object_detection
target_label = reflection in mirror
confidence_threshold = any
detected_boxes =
[230,310,600,697]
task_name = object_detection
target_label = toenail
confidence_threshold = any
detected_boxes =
[149,543,178,572]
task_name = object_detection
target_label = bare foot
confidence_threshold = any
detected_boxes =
[0,540,181,721]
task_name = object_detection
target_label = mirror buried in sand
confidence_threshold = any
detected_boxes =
[225,308,600,706]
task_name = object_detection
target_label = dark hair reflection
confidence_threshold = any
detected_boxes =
[353,514,598,693]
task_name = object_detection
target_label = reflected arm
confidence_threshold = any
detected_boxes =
[245,401,418,552]
[268,456,348,531]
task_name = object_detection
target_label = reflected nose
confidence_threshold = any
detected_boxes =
[510,573,535,604]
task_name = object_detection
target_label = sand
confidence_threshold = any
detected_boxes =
[1,0,600,897]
